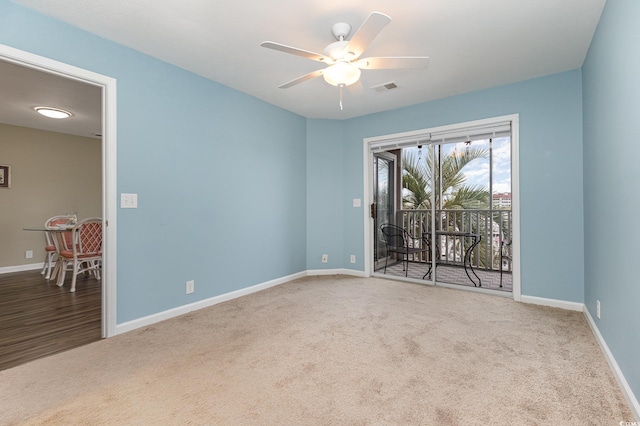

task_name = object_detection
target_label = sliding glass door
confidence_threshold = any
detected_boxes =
[370,118,514,292]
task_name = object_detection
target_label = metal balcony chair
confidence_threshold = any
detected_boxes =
[57,218,103,292]
[380,223,427,277]
[500,237,512,287]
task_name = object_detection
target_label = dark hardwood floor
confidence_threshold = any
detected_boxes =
[0,269,102,371]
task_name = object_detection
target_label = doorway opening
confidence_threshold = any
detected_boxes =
[0,45,117,351]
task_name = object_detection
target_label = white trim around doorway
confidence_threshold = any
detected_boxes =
[362,114,521,302]
[0,44,118,337]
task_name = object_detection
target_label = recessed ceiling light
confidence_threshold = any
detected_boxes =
[34,106,72,119]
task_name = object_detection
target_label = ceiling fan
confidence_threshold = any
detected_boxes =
[260,12,429,108]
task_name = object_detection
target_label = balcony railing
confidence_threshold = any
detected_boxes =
[397,209,512,272]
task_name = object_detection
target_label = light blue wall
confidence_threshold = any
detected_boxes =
[306,120,345,269]
[0,0,308,323]
[320,70,585,302]
[582,0,640,405]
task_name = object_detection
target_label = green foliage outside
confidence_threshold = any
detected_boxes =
[402,147,490,210]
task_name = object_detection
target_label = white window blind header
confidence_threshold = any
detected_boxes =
[369,120,512,152]
[370,137,430,152]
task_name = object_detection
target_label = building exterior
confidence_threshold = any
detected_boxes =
[492,192,511,209]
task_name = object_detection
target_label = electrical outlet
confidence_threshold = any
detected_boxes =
[25,250,33,259]
[321,254,328,263]
[596,300,601,319]
[186,280,195,294]
[350,255,356,263]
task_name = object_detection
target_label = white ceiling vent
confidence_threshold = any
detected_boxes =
[371,81,399,92]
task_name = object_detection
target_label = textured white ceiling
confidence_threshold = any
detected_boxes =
[5,0,605,132]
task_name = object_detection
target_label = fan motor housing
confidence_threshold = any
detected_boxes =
[331,23,351,40]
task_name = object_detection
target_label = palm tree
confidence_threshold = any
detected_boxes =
[402,146,489,210]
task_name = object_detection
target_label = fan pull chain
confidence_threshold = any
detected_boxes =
[339,84,344,111]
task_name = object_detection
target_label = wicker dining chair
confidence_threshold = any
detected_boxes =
[41,215,73,280]
[57,218,103,292]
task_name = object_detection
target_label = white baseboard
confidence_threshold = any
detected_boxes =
[116,269,368,334]
[520,294,584,311]
[584,307,640,420]
[306,268,367,277]
[0,263,44,274]
[116,271,308,334]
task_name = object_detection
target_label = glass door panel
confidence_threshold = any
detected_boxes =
[429,138,509,288]
[373,153,395,270]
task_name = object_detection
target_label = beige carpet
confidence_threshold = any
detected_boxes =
[1,275,633,425]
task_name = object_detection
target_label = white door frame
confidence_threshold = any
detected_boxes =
[362,114,521,301]
[0,44,118,336]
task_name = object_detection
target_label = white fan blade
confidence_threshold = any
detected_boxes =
[357,56,430,70]
[279,69,324,88]
[261,41,330,63]
[345,12,391,58]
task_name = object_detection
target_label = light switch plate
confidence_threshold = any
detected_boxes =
[121,193,138,209]
[353,198,361,207]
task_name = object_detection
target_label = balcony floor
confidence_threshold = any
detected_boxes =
[375,261,512,292]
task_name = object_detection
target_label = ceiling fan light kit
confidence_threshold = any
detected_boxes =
[261,11,429,110]
[322,62,361,87]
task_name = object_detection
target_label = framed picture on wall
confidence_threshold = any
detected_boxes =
[0,165,11,188]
